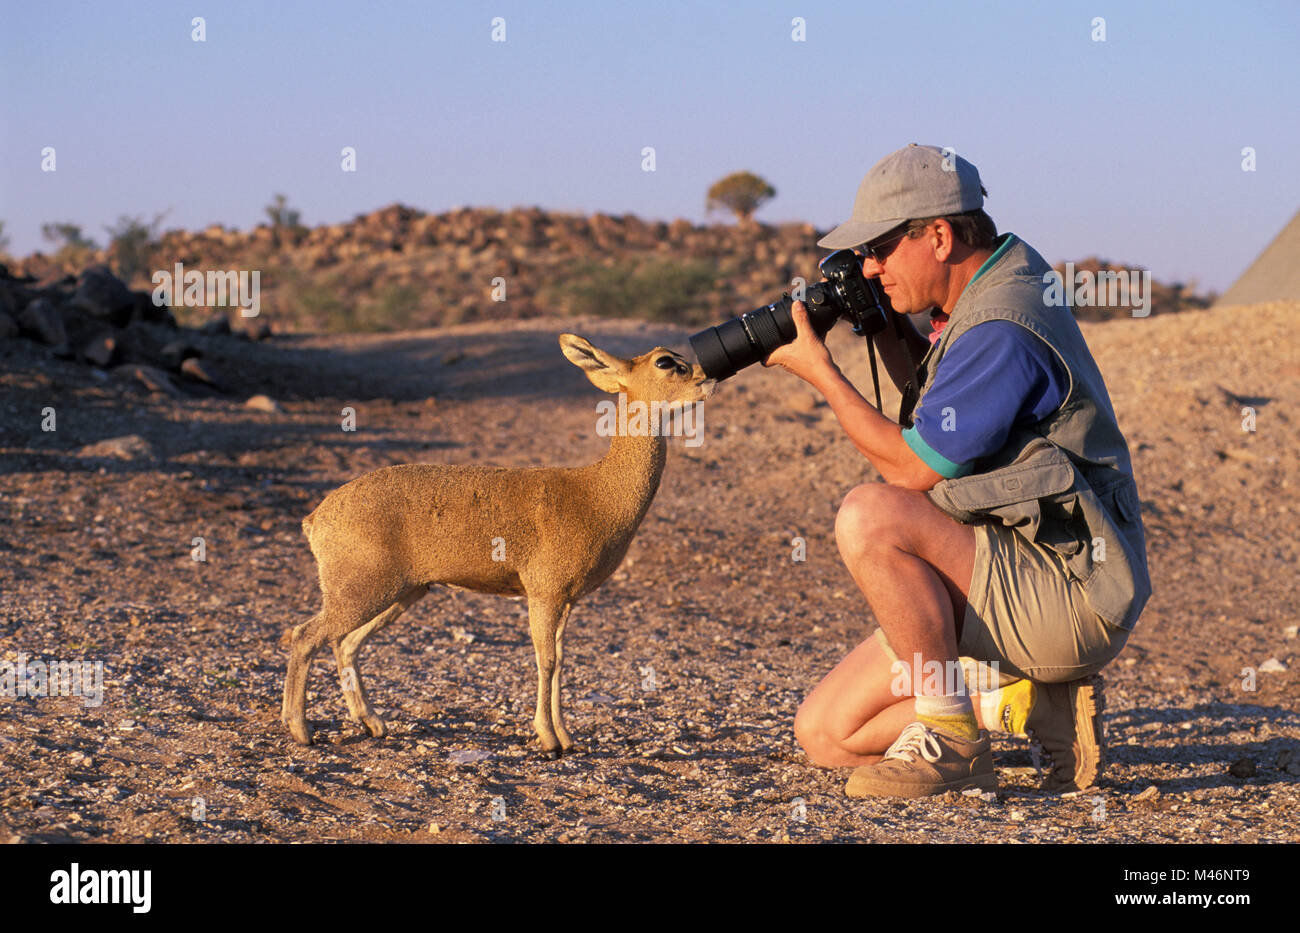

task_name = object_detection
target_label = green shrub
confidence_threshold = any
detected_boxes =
[541,256,718,323]
[104,213,167,285]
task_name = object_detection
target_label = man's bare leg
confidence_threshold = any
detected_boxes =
[795,631,1005,767]
[835,483,976,681]
[794,483,983,767]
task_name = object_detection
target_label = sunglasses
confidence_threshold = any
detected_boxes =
[856,226,911,264]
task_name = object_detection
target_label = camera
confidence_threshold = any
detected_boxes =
[688,249,892,381]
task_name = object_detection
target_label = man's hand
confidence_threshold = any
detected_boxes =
[761,300,836,387]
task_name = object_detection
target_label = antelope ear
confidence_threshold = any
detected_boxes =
[559,334,626,393]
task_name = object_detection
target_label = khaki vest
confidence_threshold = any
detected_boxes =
[912,235,1151,631]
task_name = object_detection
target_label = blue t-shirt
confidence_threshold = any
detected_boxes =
[901,320,1069,478]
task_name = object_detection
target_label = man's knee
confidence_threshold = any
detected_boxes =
[793,699,843,768]
[835,483,908,563]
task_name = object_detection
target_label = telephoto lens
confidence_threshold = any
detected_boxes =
[688,249,890,380]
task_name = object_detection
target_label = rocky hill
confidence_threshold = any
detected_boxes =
[5,205,1212,335]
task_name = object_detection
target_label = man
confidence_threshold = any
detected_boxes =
[764,144,1150,797]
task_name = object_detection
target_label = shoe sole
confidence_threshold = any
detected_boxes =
[1043,675,1105,793]
[845,769,998,799]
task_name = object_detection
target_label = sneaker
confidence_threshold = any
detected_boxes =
[845,721,997,798]
[1024,674,1106,793]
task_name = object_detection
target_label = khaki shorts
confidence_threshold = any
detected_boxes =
[878,521,1130,684]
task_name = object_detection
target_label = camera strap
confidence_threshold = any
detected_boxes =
[893,311,923,428]
[865,312,924,426]
[866,333,883,412]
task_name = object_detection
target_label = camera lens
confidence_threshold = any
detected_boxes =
[687,249,882,381]
[689,303,794,381]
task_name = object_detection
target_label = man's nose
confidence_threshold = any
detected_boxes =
[859,253,884,277]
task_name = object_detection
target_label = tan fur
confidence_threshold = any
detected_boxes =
[281,333,715,757]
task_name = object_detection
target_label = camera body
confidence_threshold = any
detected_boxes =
[688,249,892,381]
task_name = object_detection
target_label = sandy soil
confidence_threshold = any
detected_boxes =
[1,302,1297,843]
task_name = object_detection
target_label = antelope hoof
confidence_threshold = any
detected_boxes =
[542,747,562,760]
[286,718,313,746]
[361,714,387,739]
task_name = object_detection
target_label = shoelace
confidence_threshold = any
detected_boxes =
[882,722,943,763]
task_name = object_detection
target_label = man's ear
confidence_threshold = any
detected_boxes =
[559,334,626,393]
[931,219,956,262]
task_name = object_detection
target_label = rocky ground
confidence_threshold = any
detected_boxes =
[0,301,1296,843]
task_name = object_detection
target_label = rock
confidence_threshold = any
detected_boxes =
[0,310,17,339]
[77,435,156,460]
[0,277,29,318]
[180,356,226,391]
[200,313,231,336]
[1283,625,1298,640]
[17,298,68,350]
[248,321,273,341]
[81,333,117,368]
[132,289,174,325]
[71,266,134,327]
[159,340,200,369]
[448,749,491,764]
[245,394,282,413]
[1228,757,1257,779]
[120,364,183,398]
[1134,784,1160,801]
[1258,658,1288,673]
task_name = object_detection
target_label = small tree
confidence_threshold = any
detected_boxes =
[42,222,98,251]
[105,212,167,284]
[42,222,101,267]
[706,171,776,224]
[0,220,10,255]
[265,193,305,245]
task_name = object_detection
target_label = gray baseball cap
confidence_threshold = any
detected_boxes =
[818,143,985,250]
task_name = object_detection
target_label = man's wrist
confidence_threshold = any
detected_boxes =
[806,359,845,395]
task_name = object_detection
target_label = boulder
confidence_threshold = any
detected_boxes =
[180,356,226,391]
[132,288,175,325]
[81,332,118,368]
[0,278,30,318]
[71,266,134,327]
[18,298,69,351]
[159,340,200,369]
[200,313,231,336]
[0,310,18,339]
[118,363,183,398]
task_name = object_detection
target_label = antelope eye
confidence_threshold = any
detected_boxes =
[655,357,676,370]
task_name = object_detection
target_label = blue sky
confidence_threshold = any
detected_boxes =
[2,0,1297,292]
